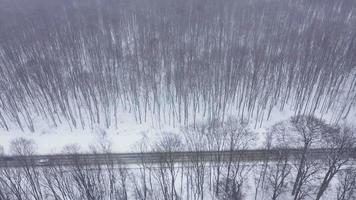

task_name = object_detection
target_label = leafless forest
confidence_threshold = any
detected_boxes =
[1,0,356,199]
[0,0,355,131]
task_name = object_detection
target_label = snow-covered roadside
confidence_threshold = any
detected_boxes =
[0,106,354,155]
[0,111,180,155]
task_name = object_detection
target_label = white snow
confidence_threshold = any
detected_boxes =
[0,105,354,155]
[0,110,181,155]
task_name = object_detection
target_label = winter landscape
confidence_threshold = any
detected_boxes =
[0,0,356,199]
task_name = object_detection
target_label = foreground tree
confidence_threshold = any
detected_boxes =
[266,153,291,200]
[336,167,356,200]
[289,115,328,199]
[153,133,183,200]
[315,125,356,200]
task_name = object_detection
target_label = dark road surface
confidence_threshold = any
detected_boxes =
[1,148,356,168]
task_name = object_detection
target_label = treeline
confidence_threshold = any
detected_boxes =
[1,115,356,199]
[0,0,356,131]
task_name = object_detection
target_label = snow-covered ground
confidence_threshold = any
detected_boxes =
[0,111,179,155]
[1,104,353,155]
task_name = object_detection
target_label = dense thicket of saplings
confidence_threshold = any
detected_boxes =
[0,0,355,131]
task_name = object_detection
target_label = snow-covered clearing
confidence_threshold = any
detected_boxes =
[0,105,353,155]
[0,112,177,154]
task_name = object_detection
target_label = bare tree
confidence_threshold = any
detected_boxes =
[9,138,37,156]
[153,133,183,200]
[266,154,291,200]
[336,167,356,200]
[289,115,327,199]
[315,125,356,200]
[8,138,45,200]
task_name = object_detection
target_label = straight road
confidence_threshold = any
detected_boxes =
[1,148,356,168]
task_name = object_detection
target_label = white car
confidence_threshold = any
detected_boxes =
[36,159,49,165]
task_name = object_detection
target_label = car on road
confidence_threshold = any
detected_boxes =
[36,159,50,166]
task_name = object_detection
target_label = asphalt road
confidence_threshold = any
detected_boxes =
[1,148,356,168]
